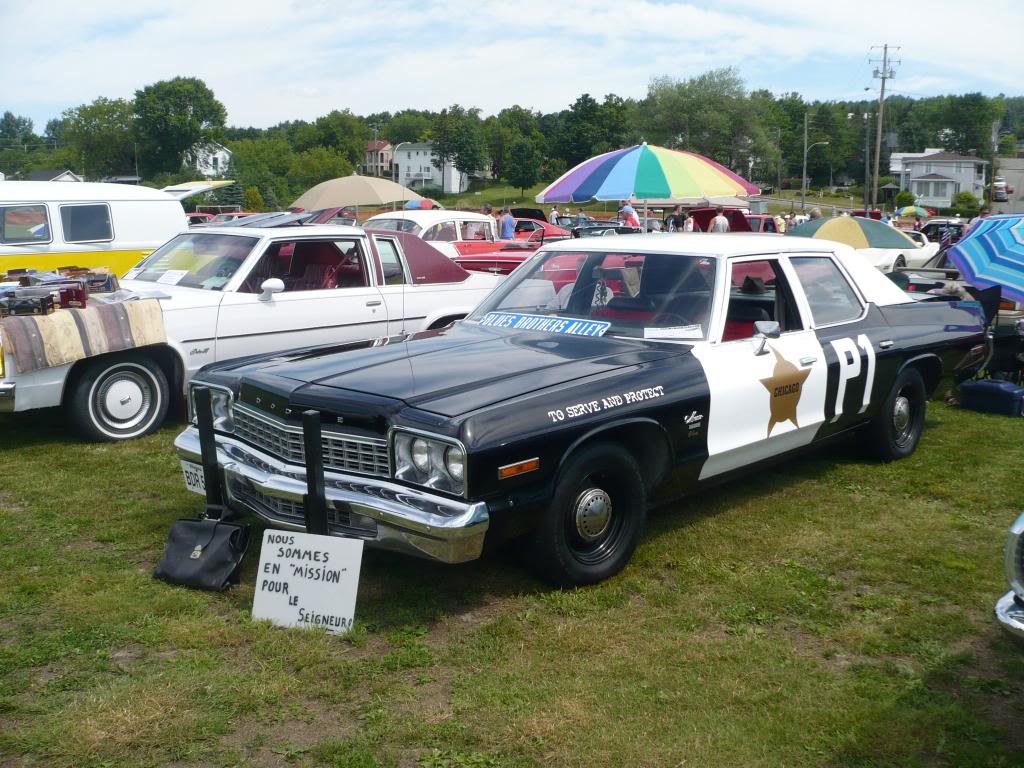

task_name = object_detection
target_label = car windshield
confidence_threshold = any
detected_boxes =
[366,218,422,235]
[126,233,259,290]
[467,249,718,340]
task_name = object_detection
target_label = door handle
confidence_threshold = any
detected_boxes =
[879,339,894,349]
[799,356,817,366]
[366,300,382,307]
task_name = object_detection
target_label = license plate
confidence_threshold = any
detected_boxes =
[181,460,206,495]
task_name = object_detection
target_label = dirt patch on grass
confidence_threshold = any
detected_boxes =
[220,702,359,767]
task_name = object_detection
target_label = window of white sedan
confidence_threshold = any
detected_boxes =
[423,221,458,242]
[240,239,370,293]
[790,257,863,326]
[375,238,408,285]
[460,221,492,241]
[128,233,259,289]
[468,250,718,340]
[721,259,804,342]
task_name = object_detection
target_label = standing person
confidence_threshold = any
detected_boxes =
[549,206,560,225]
[665,205,685,232]
[913,215,923,232]
[709,206,730,233]
[620,202,640,228]
[968,207,990,232]
[774,214,786,234]
[500,207,516,240]
[575,207,587,227]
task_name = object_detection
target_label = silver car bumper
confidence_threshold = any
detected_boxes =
[0,381,13,413]
[995,591,1024,639]
[174,426,489,564]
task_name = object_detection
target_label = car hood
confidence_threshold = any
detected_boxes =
[119,279,225,311]
[229,322,690,418]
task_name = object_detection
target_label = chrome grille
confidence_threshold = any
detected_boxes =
[229,480,378,537]
[233,402,389,478]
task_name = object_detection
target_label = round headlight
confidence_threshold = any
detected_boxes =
[411,438,430,472]
[445,445,465,481]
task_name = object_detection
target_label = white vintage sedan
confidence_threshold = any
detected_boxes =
[0,225,502,440]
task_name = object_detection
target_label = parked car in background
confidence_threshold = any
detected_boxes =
[0,226,502,440]
[555,214,600,229]
[745,214,780,233]
[896,248,1024,380]
[689,207,752,232]
[514,217,571,242]
[208,211,259,224]
[177,234,987,585]
[0,181,188,276]
[363,210,502,260]
[920,218,967,246]
[901,230,941,264]
[187,212,215,226]
[996,512,1024,639]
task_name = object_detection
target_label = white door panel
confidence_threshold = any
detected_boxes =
[215,287,387,362]
[691,330,827,479]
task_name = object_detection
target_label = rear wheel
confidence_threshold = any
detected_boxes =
[893,254,907,269]
[67,353,169,442]
[529,442,646,586]
[858,367,926,461]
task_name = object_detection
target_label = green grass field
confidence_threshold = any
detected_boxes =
[1,403,1023,767]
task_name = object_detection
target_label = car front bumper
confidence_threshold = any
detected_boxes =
[0,381,14,413]
[996,591,1024,639]
[174,426,489,564]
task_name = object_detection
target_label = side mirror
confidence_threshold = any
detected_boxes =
[752,320,781,355]
[259,278,285,301]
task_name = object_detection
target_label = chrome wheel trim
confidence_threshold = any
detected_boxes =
[574,488,612,542]
[892,395,911,436]
[87,363,159,437]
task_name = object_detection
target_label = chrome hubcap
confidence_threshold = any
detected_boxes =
[893,395,911,435]
[574,488,612,542]
[96,371,152,429]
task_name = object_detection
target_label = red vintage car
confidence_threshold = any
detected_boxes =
[689,207,752,232]
[744,214,780,233]
[514,218,571,242]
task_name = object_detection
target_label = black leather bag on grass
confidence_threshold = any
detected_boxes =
[154,518,251,591]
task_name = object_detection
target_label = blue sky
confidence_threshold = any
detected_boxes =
[1,0,1020,131]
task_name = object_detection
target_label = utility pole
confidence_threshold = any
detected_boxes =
[801,112,828,212]
[864,112,871,210]
[869,44,900,209]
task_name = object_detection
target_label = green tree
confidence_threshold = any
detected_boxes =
[953,190,980,215]
[431,106,486,178]
[286,146,353,191]
[62,97,135,179]
[133,77,227,175]
[386,110,432,144]
[998,133,1017,157]
[226,136,294,207]
[894,190,915,208]
[0,111,34,143]
[505,138,542,195]
[243,186,266,211]
[314,110,371,165]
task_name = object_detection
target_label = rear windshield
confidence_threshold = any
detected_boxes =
[125,233,258,290]
[366,218,422,235]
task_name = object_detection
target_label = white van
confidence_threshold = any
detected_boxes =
[0,181,188,276]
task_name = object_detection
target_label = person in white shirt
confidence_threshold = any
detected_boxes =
[549,207,560,224]
[709,206,730,233]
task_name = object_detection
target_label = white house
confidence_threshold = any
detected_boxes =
[363,140,393,177]
[891,149,987,208]
[392,142,469,194]
[24,169,83,182]
[185,142,233,178]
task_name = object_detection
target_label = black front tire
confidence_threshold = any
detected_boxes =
[858,367,926,461]
[529,441,646,586]
[67,353,170,442]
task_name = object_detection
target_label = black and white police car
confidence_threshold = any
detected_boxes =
[177,234,989,585]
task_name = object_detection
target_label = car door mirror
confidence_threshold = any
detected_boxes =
[259,278,285,301]
[752,320,781,355]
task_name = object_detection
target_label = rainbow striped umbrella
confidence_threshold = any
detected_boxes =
[536,143,759,203]
[949,214,1024,303]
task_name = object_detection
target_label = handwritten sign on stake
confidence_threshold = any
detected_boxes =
[251,530,363,635]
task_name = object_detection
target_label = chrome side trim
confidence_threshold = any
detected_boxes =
[995,592,1024,640]
[0,382,14,413]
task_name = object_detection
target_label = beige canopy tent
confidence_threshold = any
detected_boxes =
[290,175,423,210]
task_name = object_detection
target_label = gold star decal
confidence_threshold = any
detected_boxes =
[759,347,811,437]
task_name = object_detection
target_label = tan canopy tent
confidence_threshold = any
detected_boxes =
[291,175,423,210]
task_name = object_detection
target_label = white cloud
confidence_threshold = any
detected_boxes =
[0,0,1018,128]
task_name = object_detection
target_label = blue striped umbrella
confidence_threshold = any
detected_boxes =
[949,214,1024,303]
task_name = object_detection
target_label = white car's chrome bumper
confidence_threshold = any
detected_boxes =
[174,426,489,564]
